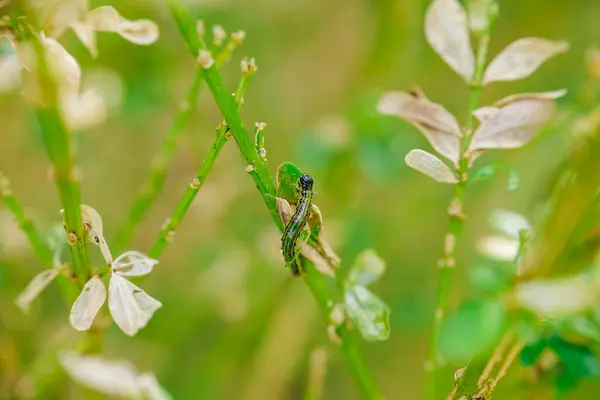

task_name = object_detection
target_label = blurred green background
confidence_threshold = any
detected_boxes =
[2,0,600,399]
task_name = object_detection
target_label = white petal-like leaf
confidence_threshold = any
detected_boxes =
[483,38,569,84]
[378,91,462,136]
[494,89,568,107]
[113,251,158,277]
[515,277,597,317]
[60,352,142,398]
[473,106,500,123]
[109,274,161,336]
[414,123,461,165]
[15,269,59,313]
[71,22,98,57]
[70,275,107,331]
[405,149,458,184]
[425,0,475,81]
[276,197,293,227]
[344,285,390,342]
[489,209,531,239]
[60,87,107,131]
[468,98,556,152]
[0,53,22,93]
[117,20,159,45]
[43,36,81,91]
[477,236,519,261]
[137,373,173,400]
[348,249,386,287]
[87,6,122,31]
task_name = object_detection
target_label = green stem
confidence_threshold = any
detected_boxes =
[148,72,253,258]
[0,171,54,266]
[424,34,490,400]
[113,42,241,252]
[32,35,89,288]
[167,1,381,397]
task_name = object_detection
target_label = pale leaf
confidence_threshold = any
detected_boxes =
[71,22,98,57]
[70,275,107,331]
[344,285,390,341]
[377,91,462,136]
[477,236,519,261]
[43,0,88,37]
[483,38,569,84]
[43,36,81,91]
[86,6,122,31]
[494,89,568,107]
[60,87,107,131]
[489,209,531,239]
[60,352,141,398]
[468,98,556,152]
[473,106,500,123]
[15,269,59,313]
[425,0,475,81]
[117,20,159,45]
[413,123,461,165]
[515,277,597,317]
[109,274,161,336]
[348,249,386,286]
[0,53,22,93]
[113,251,158,277]
[300,244,335,277]
[405,149,458,183]
[137,373,173,400]
[276,197,293,227]
[79,205,111,263]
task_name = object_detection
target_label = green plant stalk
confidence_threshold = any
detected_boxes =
[32,35,89,288]
[113,44,237,251]
[168,1,381,397]
[424,34,490,400]
[148,73,253,259]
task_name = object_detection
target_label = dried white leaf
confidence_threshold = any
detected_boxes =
[300,244,335,277]
[117,20,159,45]
[468,98,556,152]
[60,87,107,131]
[43,36,81,91]
[60,352,142,398]
[348,249,386,286]
[276,197,293,227]
[43,0,88,38]
[80,205,111,263]
[413,123,461,165]
[0,53,22,93]
[489,209,531,239]
[425,0,475,81]
[113,251,158,277]
[515,277,597,317]
[477,236,519,261]
[483,38,569,85]
[70,275,107,331]
[71,21,97,57]
[494,89,568,107]
[378,91,462,136]
[109,274,161,336]
[405,149,458,184]
[473,106,500,123]
[15,269,59,313]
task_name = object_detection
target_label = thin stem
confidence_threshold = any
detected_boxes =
[0,171,54,267]
[167,1,381,397]
[148,73,253,259]
[113,41,241,252]
[424,33,491,400]
[32,34,89,288]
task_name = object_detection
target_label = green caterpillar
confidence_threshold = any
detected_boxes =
[281,173,313,276]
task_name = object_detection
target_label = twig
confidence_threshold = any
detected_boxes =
[478,331,514,387]
[113,42,240,251]
[167,1,382,397]
[425,33,491,400]
[32,34,90,287]
[148,71,254,259]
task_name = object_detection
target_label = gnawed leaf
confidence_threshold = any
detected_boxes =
[109,274,161,336]
[483,38,569,84]
[494,89,567,107]
[425,0,475,81]
[468,98,556,152]
[69,275,107,331]
[439,299,506,362]
[113,251,158,277]
[344,285,390,341]
[276,162,304,203]
[515,277,597,317]
[477,235,519,261]
[15,269,59,313]
[405,149,458,183]
[378,91,461,164]
[348,249,386,286]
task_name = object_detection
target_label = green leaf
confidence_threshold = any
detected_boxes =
[276,162,303,203]
[472,163,520,191]
[469,262,512,295]
[348,249,386,286]
[520,337,548,366]
[344,285,390,342]
[439,299,506,363]
[549,336,600,393]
